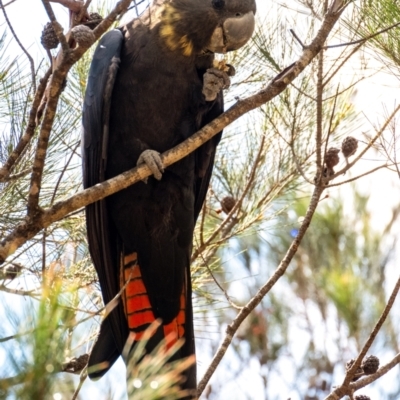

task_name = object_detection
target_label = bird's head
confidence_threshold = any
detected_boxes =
[159,0,256,57]
[206,0,256,53]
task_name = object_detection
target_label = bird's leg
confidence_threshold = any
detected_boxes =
[202,68,231,101]
[137,149,164,182]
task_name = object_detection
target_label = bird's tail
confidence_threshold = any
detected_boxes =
[120,252,196,398]
[121,252,186,347]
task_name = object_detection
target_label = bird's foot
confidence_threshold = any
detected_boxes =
[202,68,231,101]
[137,150,164,182]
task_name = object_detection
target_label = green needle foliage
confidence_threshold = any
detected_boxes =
[355,0,400,68]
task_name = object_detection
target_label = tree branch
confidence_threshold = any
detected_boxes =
[49,0,84,13]
[1,0,17,7]
[197,184,325,397]
[324,273,400,399]
[331,104,400,179]
[24,0,132,213]
[316,49,324,172]
[351,353,400,391]
[325,20,400,49]
[27,70,67,215]
[327,164,390,187]
[0,0,346,264]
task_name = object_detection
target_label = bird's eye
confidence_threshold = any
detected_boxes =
[235,12,242,17]
[212,0,225,10]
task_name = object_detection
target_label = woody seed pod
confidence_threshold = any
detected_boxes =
[41,22,59,50]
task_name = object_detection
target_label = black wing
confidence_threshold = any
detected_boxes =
[194,91,224,221]
[82,29,128,378]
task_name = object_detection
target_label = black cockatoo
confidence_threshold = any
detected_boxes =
[82,0,256,395]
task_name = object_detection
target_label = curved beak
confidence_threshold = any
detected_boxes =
[207,11,255,53]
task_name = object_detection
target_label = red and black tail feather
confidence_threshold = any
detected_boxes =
[121,252,190,353]
[162,293,186,348]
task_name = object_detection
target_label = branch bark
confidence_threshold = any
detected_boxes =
[49,0,83,13]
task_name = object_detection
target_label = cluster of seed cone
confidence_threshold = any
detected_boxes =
[40,12,103,50]
[220,196,236,214]
[346,354,380,380]
[324,136,358,173]
[0,262,22,281]
[344,355,380,400]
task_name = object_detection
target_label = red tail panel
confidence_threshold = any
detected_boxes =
[122,253,186,346]
[163,292,186,349]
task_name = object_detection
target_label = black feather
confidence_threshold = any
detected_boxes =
[82,29,129,377]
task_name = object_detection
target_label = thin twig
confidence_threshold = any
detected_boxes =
[392,129,400,179]
[324,273,400,399]
[71,368,88,400]
[5,169,30,181]
[0,67,51,182]
[290,147,313,184]
[351,353,400,391]
[345,248,400,378]
[132,0,140,17]
[2,0,17,6]
[325,20,400,49]
[50,141,80,205]
[325,84,340,139]
[316,48,324,175]
[76,0,91,24]
[0,329,34,343]
[192,135,265,262]
[331,104,400,178]
[199,199,207,246]
[321,84,340,177]
[327,164,389,187]
[289,29,305,48]
[0,284,40,297]
[127,0,148,13]
[0,354,90,388]
[42,229,46,278]
[203,258,242,311]
[0,0,36,92]
[49,0,83,13]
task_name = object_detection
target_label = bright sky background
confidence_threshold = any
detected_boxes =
[1,1,400,399]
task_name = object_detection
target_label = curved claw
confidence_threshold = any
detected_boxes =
[137,149,164,181]
[202,68,231,101]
